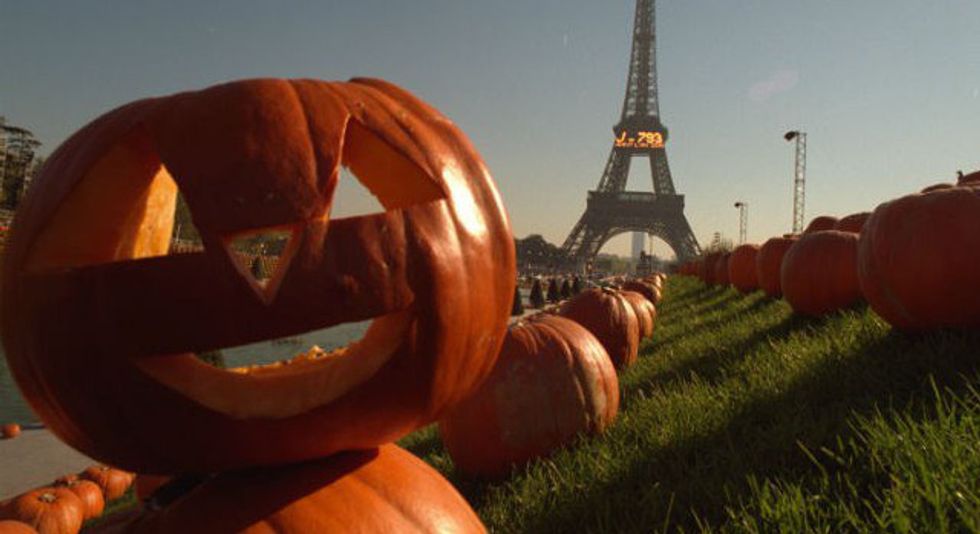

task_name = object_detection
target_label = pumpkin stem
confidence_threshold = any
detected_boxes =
[39,492,57,503]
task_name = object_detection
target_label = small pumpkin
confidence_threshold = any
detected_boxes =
[130,445,485,533]
[79,466,134,501]
[1,424,20,440]
[781,231,861,316]
[52,479,104,521]
[756,236,798,298]
[559,288,640,369]
[2,488,84,534]
[619,290,656,339]
[439,315,618,479]
[0,78,515,474]
[858,184,980,329]
[728,244,760,294]
[803,215,839,234]
[833,212,871,234]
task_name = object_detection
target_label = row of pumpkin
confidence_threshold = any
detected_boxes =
[0,276,667,534]
[675,171,980,328]
[442,275,665,479]
[0,466,134,533]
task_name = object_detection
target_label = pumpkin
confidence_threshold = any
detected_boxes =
[127,445,485,533]
[0,521,38,534]
[781,231,861,316]
[1,424,20,439]
[803,215,839,234]
[559,288,640,369]
[619,290,656,339]
[728,244,760,294]
[621,280,661,306]
[858,184,980,329]
[133,475,172,503]
[700,253,721,285]
[439,314,618,479]
[714,253,731,287]
[2,488,84,534]
[52,479,103,521]
[958,170,980,186]
[756,236,798,298]
[0,78,515,474]
[80,466,134,502]
[833,212,871,234]
[920,183,954,193]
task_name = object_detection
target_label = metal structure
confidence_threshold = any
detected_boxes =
[561,0,700,269]
[734,201,747,244]
[784,130,807,233]
[1,119,41,211]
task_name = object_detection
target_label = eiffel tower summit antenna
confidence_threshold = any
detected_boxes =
[561,0,700,271]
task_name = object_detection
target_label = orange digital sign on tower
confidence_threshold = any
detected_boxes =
[614,130,664,149]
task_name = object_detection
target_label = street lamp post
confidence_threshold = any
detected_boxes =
[784,130,807,234]
[734,201,747,244]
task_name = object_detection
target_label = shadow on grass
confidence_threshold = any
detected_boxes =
[518,322,980,533]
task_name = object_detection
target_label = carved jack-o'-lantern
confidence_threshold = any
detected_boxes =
[1,78,515,474]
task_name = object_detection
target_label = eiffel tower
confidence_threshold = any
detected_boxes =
[561,0,700,269]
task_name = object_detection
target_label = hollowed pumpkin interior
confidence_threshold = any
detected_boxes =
[24,118,446,419]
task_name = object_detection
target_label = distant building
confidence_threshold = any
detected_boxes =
[0,117,42,211]
[631,232,645,260]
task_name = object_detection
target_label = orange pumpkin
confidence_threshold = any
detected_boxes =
[781,231,861,316]
[0,521,38,534]
[80,466,133,502]
[858,184,980,329]
[0,78,515,474]
[439,315,619,479]
[128,445,485,533]
[2,488,84,534]
[728,244,760,294]
[803,215,839,234]
[52,479,103,521]
[958,170,980,186]
[833,212,871,234]
[621,280,661,306]
[1,424,20,440]
[756,236,798,298]
[619,290,656,339]
[559,288,639,369]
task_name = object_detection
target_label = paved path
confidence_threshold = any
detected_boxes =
[0,428,96,500]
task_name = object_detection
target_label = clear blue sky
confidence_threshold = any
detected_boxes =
[2,1,979,257]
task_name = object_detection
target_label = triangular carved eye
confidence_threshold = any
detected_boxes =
[224,226,300,304]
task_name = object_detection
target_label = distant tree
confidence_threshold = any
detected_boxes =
[572,276,584,295]
[529,279,545,308]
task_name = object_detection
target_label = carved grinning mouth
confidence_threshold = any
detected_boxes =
[22,115,448,420]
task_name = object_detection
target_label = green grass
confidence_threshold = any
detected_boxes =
[398,276,980,533]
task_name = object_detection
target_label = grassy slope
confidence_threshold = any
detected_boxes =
[399,276,980,533]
